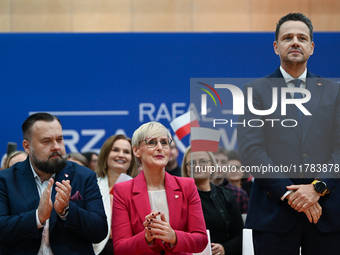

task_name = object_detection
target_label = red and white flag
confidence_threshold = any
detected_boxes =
[170,111,199,140]
[191,127,220,152]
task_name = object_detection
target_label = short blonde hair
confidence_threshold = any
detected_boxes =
[132,121,172,149]
[181,146,217,179]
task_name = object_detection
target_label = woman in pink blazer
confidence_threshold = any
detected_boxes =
[112,121,208,255]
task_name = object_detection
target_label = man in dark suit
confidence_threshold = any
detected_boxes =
[237,13,340,254]
[0,113,108,254]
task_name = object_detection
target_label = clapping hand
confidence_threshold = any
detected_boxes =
[54,180,71,215]
[38,178,54,224]
[143,210,177,245]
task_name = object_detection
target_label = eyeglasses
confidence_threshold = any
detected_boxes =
[186,158,211,167]
[141,138,172,149]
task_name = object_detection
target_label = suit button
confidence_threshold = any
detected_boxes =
[302,153,307,158]
[299,173,304,178]
[160,250,165,255]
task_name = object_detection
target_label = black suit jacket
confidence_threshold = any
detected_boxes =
[0,157,108,254]
[237,68,340,233]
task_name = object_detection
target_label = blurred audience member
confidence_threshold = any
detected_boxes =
[213,147,229,183]
[0,153,7,170]
[212,147,249,214]
[227,150,253,198]
[182,146,243,255]
[82,151,99,171]
[5,151,28,169]
[66,152,89,167]
[165,140,181,176]
[93,134,137,255]
[226,150,244,188]
[112,122,208,255]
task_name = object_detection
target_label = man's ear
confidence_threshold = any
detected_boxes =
[310,41,315,56]
[22,140,30,154]
[273,41,279,55]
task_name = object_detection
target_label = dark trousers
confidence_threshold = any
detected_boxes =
[253,213,340,255]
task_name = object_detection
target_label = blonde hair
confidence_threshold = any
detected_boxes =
[66,152,88,167]
[5,151,27,169]
[181,146,217,179]
[132,121,172,149]
[96,134,138,178]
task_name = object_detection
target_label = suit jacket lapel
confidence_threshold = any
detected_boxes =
[99,175,110,202]
[302,74,323,143]
[98,175,111,220]
[132,172,152,224]
[132,172,183,231]
[164,172,182,230]
[49,164,73,233]
[15,158,40,211]
[266,74,302,139]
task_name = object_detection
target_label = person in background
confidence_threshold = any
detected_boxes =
[212,147,229,185]
[165,140,182,177]
[112,121,208,255]
[0,112,107,254]
[5,151,27,169]
[66,152,89,167]
[82,152,99,171]
[227,150,253,198]
[213,147,249,214]
[0,153,7,170]
[93,134,138,255]
[182,146,243,255]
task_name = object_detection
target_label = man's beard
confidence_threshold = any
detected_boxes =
[31,147,67,174]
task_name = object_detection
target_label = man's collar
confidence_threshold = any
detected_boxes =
[280,66,307,83]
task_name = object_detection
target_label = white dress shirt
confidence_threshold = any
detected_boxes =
[29,160,55,255]
[148,190,170,223]
[279,66,307,201]
[280,66,307,98]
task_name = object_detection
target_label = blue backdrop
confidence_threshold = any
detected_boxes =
[1,32,339,163]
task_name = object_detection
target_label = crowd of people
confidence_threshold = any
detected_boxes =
[1,12,335,255]
[0,113,249,255]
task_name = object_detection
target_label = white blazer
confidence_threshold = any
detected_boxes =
[93,175,111,255]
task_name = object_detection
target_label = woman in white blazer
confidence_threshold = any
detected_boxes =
[93,134,138,255]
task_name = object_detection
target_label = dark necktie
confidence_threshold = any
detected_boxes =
[293,79,303,123]
[293,79,303,99]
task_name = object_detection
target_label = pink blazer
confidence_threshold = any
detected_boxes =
[112,171,208,255]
